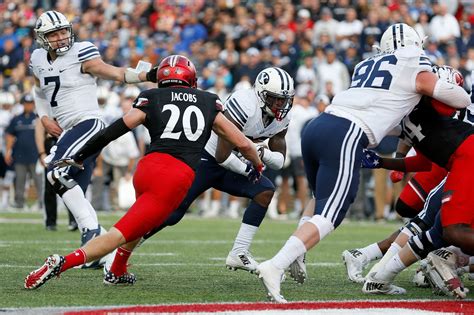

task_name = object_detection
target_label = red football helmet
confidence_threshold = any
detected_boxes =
[157,55,197,88]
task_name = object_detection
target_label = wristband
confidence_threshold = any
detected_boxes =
[261,148,284,170]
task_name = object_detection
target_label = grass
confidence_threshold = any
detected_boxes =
[0,211,471,308]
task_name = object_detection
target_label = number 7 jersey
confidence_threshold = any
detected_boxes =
[327,46,432,147]
[29,41,102,130]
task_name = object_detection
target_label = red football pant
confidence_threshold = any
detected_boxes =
[441,135,474,228]
[114,152,195,242]
[399,162,447,213]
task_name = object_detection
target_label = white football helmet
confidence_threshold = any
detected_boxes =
[254,67,295,121]
[34,11,74,55]
[380,23,422,53]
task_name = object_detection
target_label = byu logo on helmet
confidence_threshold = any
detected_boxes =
[258,72,270,85]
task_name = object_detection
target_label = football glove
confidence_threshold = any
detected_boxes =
[389,170,404,183]
[361,149,382,169]
[146,66,158,83]
[245,161,264,184]
[52,158,84,170]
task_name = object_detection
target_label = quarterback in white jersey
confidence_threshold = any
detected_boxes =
[256,23,472,303]
[142,67,295,275]
[30,10,157,268]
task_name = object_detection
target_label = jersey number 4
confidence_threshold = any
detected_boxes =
[351,55,398,90]
[44,76,60,107]
[161,104,205,142]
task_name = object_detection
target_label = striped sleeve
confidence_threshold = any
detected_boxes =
[78,42,100,62]
[418,55,432,67]
[225,97,248,128]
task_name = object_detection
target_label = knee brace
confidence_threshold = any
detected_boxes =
[47,169,78,196]
[307,214,334,241]
[401,216,430,238]
[408,231,435,260]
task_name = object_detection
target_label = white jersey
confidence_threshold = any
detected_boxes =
[204,88,291,157]
[326,46,432,147]
[30,41,102,130]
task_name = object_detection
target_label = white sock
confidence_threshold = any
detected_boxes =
[2,189,9,207]
[62,185,99,231]
[271,236,307,270]
[231,223,258,254]
[370,242,401,274]
[359,243,383,261]
[298,216,311,228]
[209,200,221,215]
[378,254,406,282]
[228,200,240,214]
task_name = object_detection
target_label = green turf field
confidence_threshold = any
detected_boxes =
[0,211,471,308]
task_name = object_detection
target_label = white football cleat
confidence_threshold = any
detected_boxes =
[256,260,287,303]
[422,249,469,299]
[288,254,307,284]
[342,249,368,283]
[362,272,407,295]
[226,251,258,273]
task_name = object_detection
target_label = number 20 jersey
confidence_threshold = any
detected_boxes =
[326,46,432,147]
[30,41,102,130]
[133,87,223,170]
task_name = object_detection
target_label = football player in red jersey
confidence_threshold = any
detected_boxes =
[24,55,264,289]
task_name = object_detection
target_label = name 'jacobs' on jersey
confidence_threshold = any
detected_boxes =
[171,91,197,103]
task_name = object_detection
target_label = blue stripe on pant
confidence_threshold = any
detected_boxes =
[301,113,368,228]
[47,119,105,193]
[161,151,275,227]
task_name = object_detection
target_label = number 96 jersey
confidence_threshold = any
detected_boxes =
[133,87,223,170]
[327,46,432,147]
[29,41,102,130]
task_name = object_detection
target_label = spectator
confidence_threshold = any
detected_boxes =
[4,94,41,210]
[312,7,339,46]
[318,46,350,95]
[429,3,461,52]
[456,22,474,57]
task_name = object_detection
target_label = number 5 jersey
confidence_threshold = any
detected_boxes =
[326,46,432,147]
[29,41,102,130]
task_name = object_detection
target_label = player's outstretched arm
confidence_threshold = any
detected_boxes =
[416,71,470,109]
[212,112,262,170]
[81,57,155,84]
[73,108,145,163]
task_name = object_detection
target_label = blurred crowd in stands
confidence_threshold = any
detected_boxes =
[0,0,472,223]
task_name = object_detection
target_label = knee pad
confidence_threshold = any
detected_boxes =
[47,169,78,196]
[395,198,419,218]
[408,232,435,260]
[401,216,430,238]
[307,214,334,240]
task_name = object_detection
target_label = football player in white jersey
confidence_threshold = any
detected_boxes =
[256,23,472,303]
[122,67,295,278]
[30,10,157,266]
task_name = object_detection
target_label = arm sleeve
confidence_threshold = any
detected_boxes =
[33,86,52,118]
[73,118,131,162]
[432,79,471,109]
